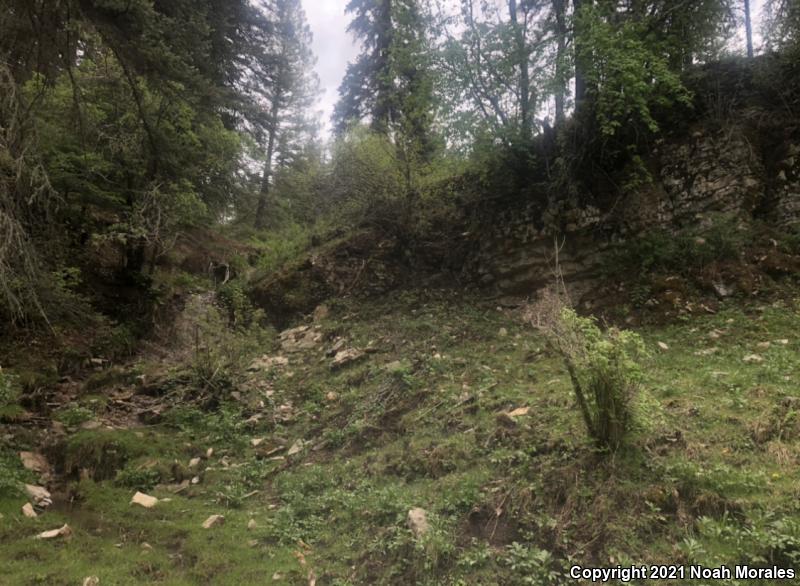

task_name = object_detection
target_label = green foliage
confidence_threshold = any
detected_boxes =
[0,448,30,497]
[328,128,411,233]
[55,403,95,427]
[607,221,746,277]
[0,368,19,411]
[502,543,564,586]
[576,4,693,137]
[540,306,647,451]
[217,280,260,329]
[114,466,161,492]
[251,222,313,273]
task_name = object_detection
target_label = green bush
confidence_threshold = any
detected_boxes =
[0,448,30,497]
[114,467,161,492]
[0,368,18,410]
[530,295,647,451]
[607,222,746,277]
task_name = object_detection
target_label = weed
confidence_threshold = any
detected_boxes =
[0,447,31,497]
[0,368,19,417]
[114,466,161,492]
[55,403,94,427]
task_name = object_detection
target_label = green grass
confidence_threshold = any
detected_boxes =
[1,291,799,584]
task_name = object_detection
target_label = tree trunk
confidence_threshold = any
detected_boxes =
[573,0,587,109]
[744,0,754,58]
[508,0,531,138]
[553,0,567,124]
[372,0,394,134]
[254,101,279,230]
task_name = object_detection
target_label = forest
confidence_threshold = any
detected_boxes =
[1,0,800,584]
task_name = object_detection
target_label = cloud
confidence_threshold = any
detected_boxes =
[305,0,359,138]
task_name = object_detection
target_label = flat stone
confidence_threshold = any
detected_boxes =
[331,349,365,369]
[130,492,158,508]
[36,524,72,540]
[202,515,225,529]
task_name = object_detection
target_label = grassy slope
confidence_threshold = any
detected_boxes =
[1,290,799,585]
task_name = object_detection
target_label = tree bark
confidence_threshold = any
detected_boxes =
[254,98,279,230]
[573,0,587,109]
[508,0,531,138]
[744,0,754,58]
[553,0,567,124]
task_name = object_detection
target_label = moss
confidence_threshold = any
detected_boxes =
[64,430,161,481]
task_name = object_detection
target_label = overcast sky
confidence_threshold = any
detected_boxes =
[305,0,358,139]
[304,0,768,139]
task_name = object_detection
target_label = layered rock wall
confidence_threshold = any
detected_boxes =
[469,125,800,296]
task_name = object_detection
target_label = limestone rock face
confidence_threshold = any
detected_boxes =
[466,125,800,298]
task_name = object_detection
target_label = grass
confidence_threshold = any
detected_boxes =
[0,291,799,584]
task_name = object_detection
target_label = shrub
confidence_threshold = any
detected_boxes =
[0,368,18,410]
[527,288,647,451]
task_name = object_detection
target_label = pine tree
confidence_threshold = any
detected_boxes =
[254,0,320,230]
[333,0,435,157]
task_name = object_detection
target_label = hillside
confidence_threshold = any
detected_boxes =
[3,2,800,584]
[1,282,800,584]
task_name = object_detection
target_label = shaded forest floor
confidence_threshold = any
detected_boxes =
[1,284,800,585]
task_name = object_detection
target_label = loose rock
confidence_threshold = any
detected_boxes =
[36,524,72,540]
[506,406,530,418]
[407,507,430,538]
[19,452,49,475]
[22,503,37,518]
[25,484,52,508]
[331,349,365,369]
[287,440,306,456]
[130,492,158,509]
[202,515,225,529]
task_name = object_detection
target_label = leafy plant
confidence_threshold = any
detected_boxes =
[55,403,95,427]
[528,288,647,451]
[114,467,161,492]
[0,368,18,410]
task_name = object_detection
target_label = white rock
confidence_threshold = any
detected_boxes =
[188,457,201,468]
[130,492,158,509]
[331,349,365,369]
[25,484,52,508]
[22,503,37,518]
[247,518,258,530]
[657,342,669,351]
[19,452,49,475]
[250,438,265,447]
[83,577,100,586]
[36,524,72,540]
[407,508,430,538]
[202,514,225,529]
[247,355,289,372]
[287,440,306,456]
[743,354,764,364]
[506,407,530,418]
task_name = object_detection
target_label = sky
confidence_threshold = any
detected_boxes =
[305,0,358,139]
[304,0,769,139]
